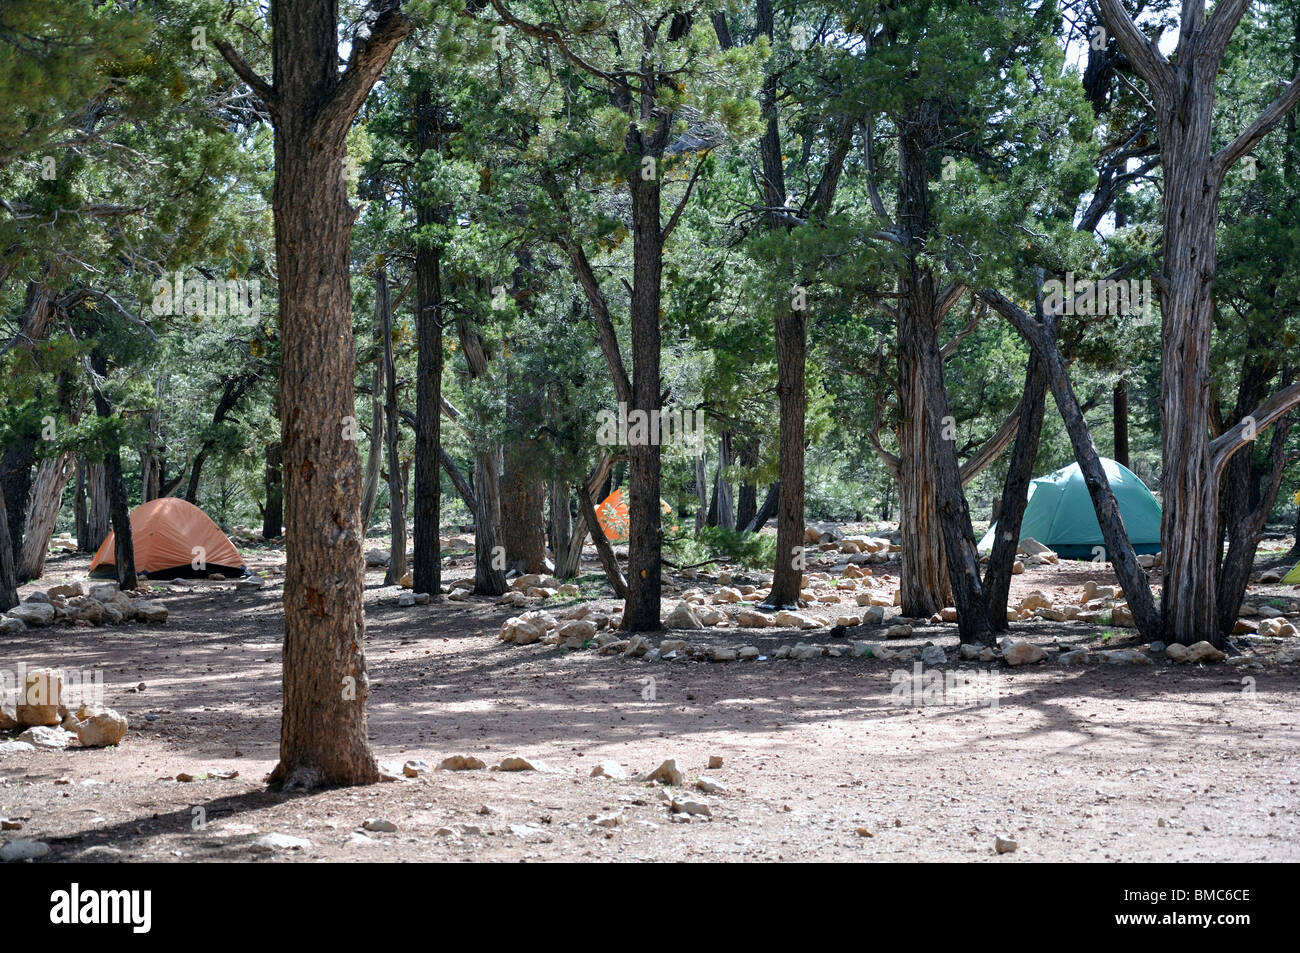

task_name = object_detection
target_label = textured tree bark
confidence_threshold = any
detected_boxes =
[549,479,571,566]
[73,457,88,549]
[735,434,758,530]
[1097,0,1300,645]
[766,295,808,608]
[2,280,57,568]
[84,462,110,552]
[378,268,407,586]
[1113,376,1129,467]
[360,315,385,530]
[18,452,71,581]
[455,313,506,596]
[983,354,1048,631]
[90,352,136,591]
[0,489,16,611]
[219,0,410,789]
[501,439,547,573]
[694,453,708,532]
[709,433,735,530]
[623,133,667,631]
[411,86,443,598]
[262,440,283,538]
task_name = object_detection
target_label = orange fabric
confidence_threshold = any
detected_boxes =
[594,490,675,543]
[88,498,242,574]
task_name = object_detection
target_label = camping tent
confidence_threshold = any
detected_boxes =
[89,497,246,579]
[593,489,675,543]
[978,457,1162,559]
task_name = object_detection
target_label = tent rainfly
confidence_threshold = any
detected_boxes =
[89,497,247,579]
[978,457,1162,559]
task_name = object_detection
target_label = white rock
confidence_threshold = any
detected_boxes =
[590,760,627,780]
[74,707,128,747]
[362,818,397,832]
[664,601,704,630]
[250,833,311,852]
[1003,642,1047,666]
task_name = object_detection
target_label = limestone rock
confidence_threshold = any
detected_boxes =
[664,600,704,630]
[73,707,128,747]
[16,668,62,726]
[884,624,913,640]
[1003,642,1047,666]
[590,760,627,781]
[773,609,820,629]
[735,608,773,627]
[438,755,486,771]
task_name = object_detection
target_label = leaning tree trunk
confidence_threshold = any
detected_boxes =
[218,0,411,789]
[983,353,1048,631]
[1113,376,1129,468]
[18,452,72,581]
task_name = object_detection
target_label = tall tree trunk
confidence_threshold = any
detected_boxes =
[1112,376,1129,467]
[18,452,71,581]
[84,461,110,552]
[455,314,506,595]
[411,85,444,598]
[90,352,136,590]
[549,480,572,566]
[263,439,283,538]
[218,0,411,789]
[73,456,88,549]
[501,439,547,573]
[710,433,735,531]
[0,489,16,611]
[694,453,708,532]
[378,268,407,585]
[1096,0,1300,646]
[623,137,666,631]
[735,434,758,530]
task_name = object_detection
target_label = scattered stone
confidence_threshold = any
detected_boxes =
[671,797,712,817]
[1058,649,1091,666]
[737,645,760,661]
[696,776,727,794]
[1097,649,1152,665]
[362,818,397,833]
[402,759,429,777]
[708,755,723,769]
[735,608,774,627]
[994,836,1018,855]
[0,839,50,862]
[1259,569,1284,583]
[16,667,62,727]
[17,725,74,749]
[710,646,737,662]
[1003,642,1047,667]
[591,760,627,781]
[0,741,36,755]
[884,624,913,640]
[774,609,820,629]
[73,707,128,747]
[7,602,54,627]
[664,601,704,630]
[642,759,683,786]
[250,833,311,853]
[790,643,822,660]
[438,755,486,771]
[593,811,623,828]
[398,592,416,607]
[496,756,549,772]
[920,644,947,666]
[958,643,983,661]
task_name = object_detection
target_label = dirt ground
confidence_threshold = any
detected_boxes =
[3,537,1299,863]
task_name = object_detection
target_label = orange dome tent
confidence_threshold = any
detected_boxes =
[593,489,675,543]
[88,498,246,579]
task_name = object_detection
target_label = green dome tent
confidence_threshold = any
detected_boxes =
[978,457,1162,559]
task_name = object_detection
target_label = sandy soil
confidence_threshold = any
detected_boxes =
[2,541,1299,863]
